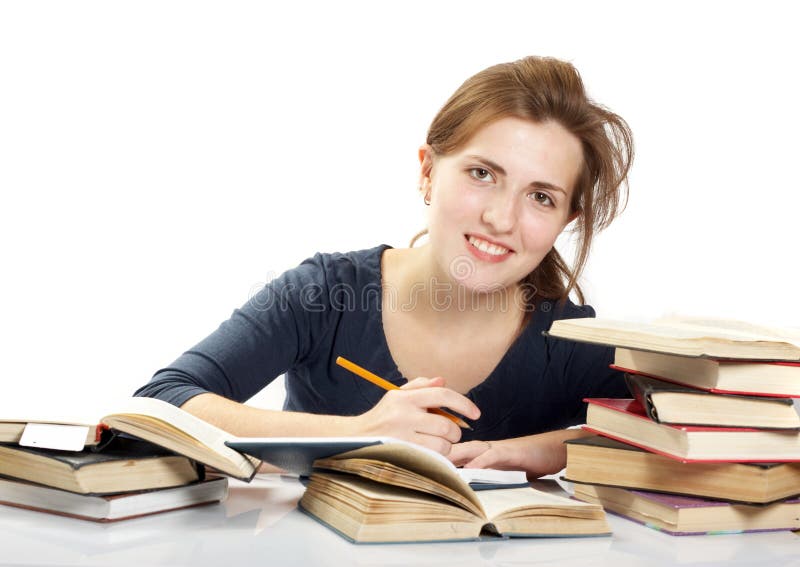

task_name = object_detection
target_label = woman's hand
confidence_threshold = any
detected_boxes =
[448,429,590,479]
[448,438,527,471]
[352,376,481,456]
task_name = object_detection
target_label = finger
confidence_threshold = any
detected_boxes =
[400,376,445,390]
[409,432,452,456]
[412,412,462,444]
[447,441,489,466]
[463,451,497,470]
[406,387,481,420]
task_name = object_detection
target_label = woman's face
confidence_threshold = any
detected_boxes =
[421,116,582,293]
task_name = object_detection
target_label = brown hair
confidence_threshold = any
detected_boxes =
[412,56,633,307]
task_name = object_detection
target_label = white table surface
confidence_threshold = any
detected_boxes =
[0,474,797,567]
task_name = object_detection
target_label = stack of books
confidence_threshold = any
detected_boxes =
[0,398,261,522]
[547,316,800,535]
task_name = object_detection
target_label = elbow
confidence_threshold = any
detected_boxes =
[133,369,211,408]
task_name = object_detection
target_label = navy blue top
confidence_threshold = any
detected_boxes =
[134,245,628,441]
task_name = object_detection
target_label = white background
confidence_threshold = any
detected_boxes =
[1,1,798,415]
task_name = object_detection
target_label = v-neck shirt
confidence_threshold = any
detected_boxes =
[135,245,629,441]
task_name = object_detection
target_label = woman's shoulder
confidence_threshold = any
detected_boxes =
[550,299,596,320]
[311,244,391,266]
[533,297,597,329]
[249,245,392,320]
[299,244,391,284]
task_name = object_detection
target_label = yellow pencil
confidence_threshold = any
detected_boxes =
[335,356,472,430]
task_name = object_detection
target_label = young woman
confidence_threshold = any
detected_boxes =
[135,56,633,477]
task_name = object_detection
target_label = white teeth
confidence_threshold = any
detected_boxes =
[468,236,509,255]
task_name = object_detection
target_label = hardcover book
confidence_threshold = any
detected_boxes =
[614,347,800,397]
[0,476,228,523]
[564,435,800,504]
[0,438,202,494]
[623,372,800,429]
[546,317,800,360]
[573,483,800,535]
[583,398,800,462]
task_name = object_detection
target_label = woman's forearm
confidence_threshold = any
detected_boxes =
[181,392,359,437]
[180,378,481,457]
[512,428,592,477]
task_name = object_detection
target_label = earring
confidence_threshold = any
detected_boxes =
[423,191,431,206]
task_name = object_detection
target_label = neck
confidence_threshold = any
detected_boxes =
[388,245,525,326]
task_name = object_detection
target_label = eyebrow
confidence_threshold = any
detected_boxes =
[466,155,568,195]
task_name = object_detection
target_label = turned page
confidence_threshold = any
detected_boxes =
[333,442,483,511]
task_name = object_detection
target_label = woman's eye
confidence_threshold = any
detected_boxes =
[469,168,493,182]
[531,191,554,206]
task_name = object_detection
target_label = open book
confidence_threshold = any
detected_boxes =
[291,441,609,543]
[1,397,259,480]
[546,316,800,360]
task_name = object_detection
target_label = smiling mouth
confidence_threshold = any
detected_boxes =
[466,235,512,256]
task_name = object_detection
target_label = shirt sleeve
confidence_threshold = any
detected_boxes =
[133,253,337,407]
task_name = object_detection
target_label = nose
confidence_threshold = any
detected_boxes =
[480,192,517,234]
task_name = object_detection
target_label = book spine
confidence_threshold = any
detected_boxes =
[623,374,661,423]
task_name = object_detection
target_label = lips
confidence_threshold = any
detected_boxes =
[466,235,511,255]
[464,234,514,263]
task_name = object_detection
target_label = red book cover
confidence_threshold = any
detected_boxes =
[584,398,763,432]
[582,398,800,463]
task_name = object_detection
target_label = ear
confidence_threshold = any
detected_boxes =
[418,144,434,195]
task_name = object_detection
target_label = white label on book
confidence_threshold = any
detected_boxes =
[20,423,91,451]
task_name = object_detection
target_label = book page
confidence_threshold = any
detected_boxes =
[314,457,483,516]
[563,318,794,342]
[656,316,800,344]
[102,397,258,478]
[552,318,715,339]
[104,397,232,448]
[307,472,478,523]
[551,318,800,353]
[334,442,482,512]
[476,486,601,520]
